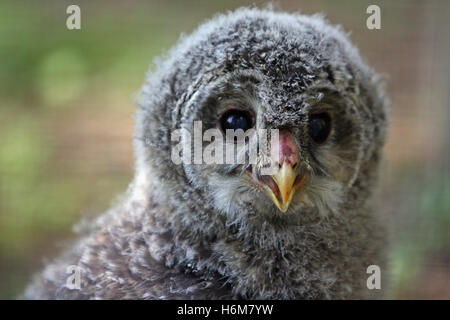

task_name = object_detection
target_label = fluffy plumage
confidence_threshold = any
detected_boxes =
[24,8,389,299]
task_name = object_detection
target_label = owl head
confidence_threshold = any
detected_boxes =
[135,8,389,228]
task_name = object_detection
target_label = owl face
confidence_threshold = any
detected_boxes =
[181,70,364,219]
[137,9,387,225]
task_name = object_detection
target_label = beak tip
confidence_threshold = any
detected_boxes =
[273,201,290,213]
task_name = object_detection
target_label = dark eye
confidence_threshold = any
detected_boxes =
[219,108,254,132]
[308,112,332,144]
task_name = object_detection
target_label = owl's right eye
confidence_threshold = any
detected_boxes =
[219,108,254,133]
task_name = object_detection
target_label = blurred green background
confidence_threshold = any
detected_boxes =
[0,0,449,299]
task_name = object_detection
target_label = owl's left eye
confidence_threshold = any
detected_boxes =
[308,112,332,144]
[219,108,254,132]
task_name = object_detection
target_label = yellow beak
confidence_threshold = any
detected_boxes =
[263,162,304,213]
[250,129,305,213]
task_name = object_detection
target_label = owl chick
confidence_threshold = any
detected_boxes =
[24,8,389,299]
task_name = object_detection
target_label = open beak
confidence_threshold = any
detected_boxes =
[265,162,302,212]
[256,130,305,213]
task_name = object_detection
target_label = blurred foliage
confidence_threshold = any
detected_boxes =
[0,0,449,299]
[388,174,450,298]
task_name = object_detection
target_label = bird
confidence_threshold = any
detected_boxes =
[24,7,389,300]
